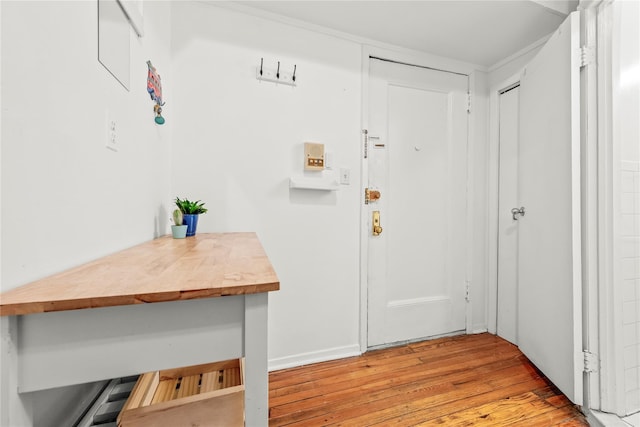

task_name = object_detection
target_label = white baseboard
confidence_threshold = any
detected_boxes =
[472,326,488,334]
[588,409,634,427]
[268,330,494,372]
[268,344,361,372]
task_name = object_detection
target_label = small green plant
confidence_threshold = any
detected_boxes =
[175,197,208,215]
[172,209,184,225]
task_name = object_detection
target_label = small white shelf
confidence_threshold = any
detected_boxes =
[289,177,340,191]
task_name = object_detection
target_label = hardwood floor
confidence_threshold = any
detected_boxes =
[269,333,588,426]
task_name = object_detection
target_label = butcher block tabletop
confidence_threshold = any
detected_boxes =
[0,233,279,316]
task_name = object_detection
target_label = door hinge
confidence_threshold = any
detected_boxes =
[579,46,595,68]
[583,350,599,373]
[465,281,471,302]
[362,129,369,159]
[467,93,471,114]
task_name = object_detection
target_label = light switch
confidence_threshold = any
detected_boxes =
[340,168,350,185]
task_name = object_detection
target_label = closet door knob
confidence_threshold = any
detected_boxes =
[511,207,526,220]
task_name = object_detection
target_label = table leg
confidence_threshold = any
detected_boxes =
[244,293,268,427]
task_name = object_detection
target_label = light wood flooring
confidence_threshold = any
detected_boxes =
[269,333,588,426]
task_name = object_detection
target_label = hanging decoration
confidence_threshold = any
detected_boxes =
[146,60,165,125]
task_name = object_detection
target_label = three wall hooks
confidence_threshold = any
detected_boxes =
[257,58,297,86]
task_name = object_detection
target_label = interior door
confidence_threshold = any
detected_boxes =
[497,85,520,346]
[367,58,468,347]
[517,12,583,405]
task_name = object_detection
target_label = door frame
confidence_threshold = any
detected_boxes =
[580,1,602,413]
[591,0,629,416]
[359,45,476,352]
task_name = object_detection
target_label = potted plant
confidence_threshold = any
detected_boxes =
[170,209,188,239]
[174,197,208,237]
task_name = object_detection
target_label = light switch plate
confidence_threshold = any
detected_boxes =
[106,111,118,152]
[340,168,350,185]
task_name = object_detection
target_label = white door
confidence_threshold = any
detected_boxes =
[497,85,520,346]
[517,12,583,405]
[367,58,468,348]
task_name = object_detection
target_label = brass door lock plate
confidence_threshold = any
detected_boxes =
[373,211,383,236]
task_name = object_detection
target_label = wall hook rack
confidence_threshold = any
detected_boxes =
[256,58,297,87]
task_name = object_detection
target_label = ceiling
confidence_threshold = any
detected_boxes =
[231,1,579,68]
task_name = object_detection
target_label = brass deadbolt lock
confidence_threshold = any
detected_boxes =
[373,211,383,236]
[365,188,381,204]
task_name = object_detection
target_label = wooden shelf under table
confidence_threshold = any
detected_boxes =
[118,358,245,427]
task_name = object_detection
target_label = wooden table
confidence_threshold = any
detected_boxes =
[0,232,279,426]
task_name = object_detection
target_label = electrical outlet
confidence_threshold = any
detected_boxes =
[106,112,118,152]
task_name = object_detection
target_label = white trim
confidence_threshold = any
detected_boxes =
[465,71,477,334]
[580,3,602,411]
[486,72,522,336]
[608,0,637,415]
[488,35,551,73]
[587,409,629,426]
[213,1,485,75]
[568,11,585,406]
[363,45,476,77]
[596,0,624,415]
[530,0,577,17]
[359,47,371,355]
[268,344,361,372]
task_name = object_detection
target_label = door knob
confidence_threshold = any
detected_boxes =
[511,207,525,220]
[373,211,383,236]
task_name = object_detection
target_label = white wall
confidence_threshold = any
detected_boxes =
[469,70,490,333]
[170,2,363,368]
[1,1,495,422]
[1,1,173,291]
[170,2,493,367]
[1,1,172,424]
[612,0,640,415]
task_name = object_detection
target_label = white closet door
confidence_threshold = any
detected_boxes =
[517,12,583,405]
[497,85,520,346]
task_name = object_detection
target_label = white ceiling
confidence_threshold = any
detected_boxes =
[231,1,578,68]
